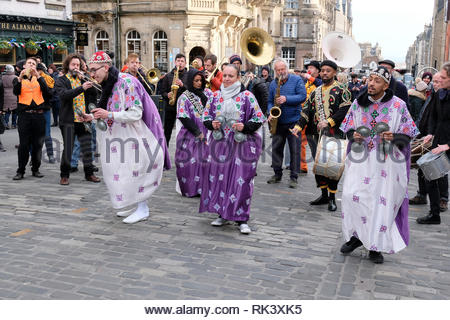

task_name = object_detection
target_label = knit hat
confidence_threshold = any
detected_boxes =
[88,51,112,65]
[320,60,338,71]
[416,80,428,92]
[370,66,391,84]
[5,64,14,74]
[229,54,242,65]
[422,72,433,81]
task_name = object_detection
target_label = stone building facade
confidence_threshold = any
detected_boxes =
[406,24,432,76]
[430,0,450,69]
[72,0,284,73]
[280,0,353,70]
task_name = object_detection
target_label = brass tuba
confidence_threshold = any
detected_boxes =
[240,27,276,66]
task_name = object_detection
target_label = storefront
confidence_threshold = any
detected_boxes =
[0,14,76,69]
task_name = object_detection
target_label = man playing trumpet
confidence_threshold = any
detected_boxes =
[55,53,101,185]
[125,53,154,97]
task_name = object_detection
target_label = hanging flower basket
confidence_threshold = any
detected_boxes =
[25,40,40,55]
[0,40,12,55]
[55,40,67,54]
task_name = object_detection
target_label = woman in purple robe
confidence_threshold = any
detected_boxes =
[199,64,266,234]
[175,69,213,197]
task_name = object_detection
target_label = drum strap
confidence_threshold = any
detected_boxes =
[314,86,326,123]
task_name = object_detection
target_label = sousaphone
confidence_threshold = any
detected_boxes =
[240,27,276,66]
[322,32,361,68]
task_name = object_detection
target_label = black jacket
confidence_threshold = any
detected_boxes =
[159,67,189,107]
[55,74,98,126]
[12,76,51,112]
[251,78,269,114]
[428,89,450,154]
[417,90,437,137]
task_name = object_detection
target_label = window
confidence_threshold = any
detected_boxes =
[283,18,298,38]
[126,30,141,57]
[303,0,311,4]
[95,30,110,52]
[282,47,296,69]
[285,0,298,9]
[153,30,168,73]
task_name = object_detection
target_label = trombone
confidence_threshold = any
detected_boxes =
[73,70,102,92]
[137,65,161,95]
[206,57,229,89]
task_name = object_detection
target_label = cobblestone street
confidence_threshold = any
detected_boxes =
[0,127,449,300]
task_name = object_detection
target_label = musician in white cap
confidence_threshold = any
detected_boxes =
[339,66,419,264]
[87,51,171,224]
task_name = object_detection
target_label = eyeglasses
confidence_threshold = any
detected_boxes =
[89,66,104,75]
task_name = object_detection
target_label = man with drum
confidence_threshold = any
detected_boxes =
[291,60,351,211]
[417,63,450,224]
[339,66,418,263]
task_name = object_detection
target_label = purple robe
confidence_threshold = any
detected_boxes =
[175,89,213,197]
[340,96,419,253]
[199,90,266,221]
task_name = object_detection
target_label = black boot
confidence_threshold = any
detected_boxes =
[328,191,337,211]
[340,236,363,254]
[310,188,328,205]
[369,251,384,264]
[416,212,441,224]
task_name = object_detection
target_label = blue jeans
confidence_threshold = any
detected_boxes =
[4,110,17,127]
[71,123,96,168]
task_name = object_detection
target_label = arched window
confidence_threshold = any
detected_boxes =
[95,30,110,52]
[126,30,141,57]
[283,18,298,38]
[153,30,168,73]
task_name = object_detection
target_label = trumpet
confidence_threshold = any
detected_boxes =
[73,70,102,92]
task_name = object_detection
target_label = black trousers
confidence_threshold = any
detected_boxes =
[16,112,46,174]
[60,123,94,178]
[417,169,448,201]
[308,133,339,192]
[164,103,177,146]
[271,122,300,179]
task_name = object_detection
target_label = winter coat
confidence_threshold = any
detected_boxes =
[1,73,18,111]
[407,89,426,122]
[428,89,450,156]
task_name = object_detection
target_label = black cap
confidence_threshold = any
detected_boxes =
[378,59,395,68]
[305,60,321,71]
[320,60,338,71]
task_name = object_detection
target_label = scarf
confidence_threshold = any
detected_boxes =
[66,74,85,122]
[220,81,242,120]
[98,66,120,110]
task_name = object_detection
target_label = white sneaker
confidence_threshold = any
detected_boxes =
[116,207,135,217]
[211,217,226,226]
[239,223,251,234]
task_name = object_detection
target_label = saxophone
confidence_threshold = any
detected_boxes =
[269,77,282,135]
[168,66,180,106]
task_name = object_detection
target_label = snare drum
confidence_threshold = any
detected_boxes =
[416,151,450,181]
[313,135,348,181]
[411,137,432,168]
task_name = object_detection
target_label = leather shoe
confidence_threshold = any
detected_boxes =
[328,199,337,211]
[369,251,384,264]
[32,171,44,178]
[86,175,101,183]
[440,200,448,212]
[310,194,329,205]
[340,236,363,254]
[13,173,24,180]
[267,175,281,184]
[416,213,440,224]
[409,195,427,205]
[60,177,69,185]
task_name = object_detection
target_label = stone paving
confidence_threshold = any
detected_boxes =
[0,126,449,300]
